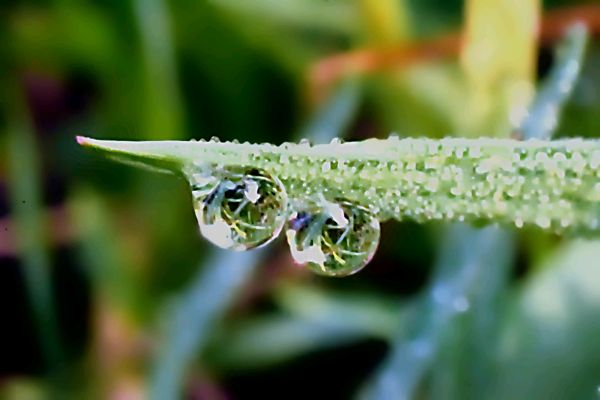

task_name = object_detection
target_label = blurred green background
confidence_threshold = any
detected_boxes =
[1,0,600,399]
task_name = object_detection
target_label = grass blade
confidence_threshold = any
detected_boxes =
[5,87,63,371]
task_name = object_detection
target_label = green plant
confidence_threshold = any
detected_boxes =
[5,0,600,398]
[77,132,600,274]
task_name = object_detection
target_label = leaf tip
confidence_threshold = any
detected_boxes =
[76,135,91,146]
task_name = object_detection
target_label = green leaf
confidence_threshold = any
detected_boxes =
[78,135,600,234]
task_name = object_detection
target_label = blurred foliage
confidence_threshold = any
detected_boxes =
[1,0,599,399]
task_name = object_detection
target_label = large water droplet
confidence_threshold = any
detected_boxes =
[285,199,380,277]
[190,166,288,250]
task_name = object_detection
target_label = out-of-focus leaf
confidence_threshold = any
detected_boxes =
[133,0,184,140]
[150,250,260,400]
[69,188,143,316]
[519,24,588,139]
[300,78,361,143]
[491,240,600,400]
[427,227,514,400]
[556,43,600,139]
[11,5,118,73]
[208,284,403,372]
[212,0,359,37]
[208,310,397,372]
[274,285,400,340]
[459,0,539,137]
[0,379,46,400]
[369,63,465,138]
[4,85,63,369]
[359,0,411,44]
[361,224,513,400]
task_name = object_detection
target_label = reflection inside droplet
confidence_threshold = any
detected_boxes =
[286,198,380,277]
[189,166,288,251]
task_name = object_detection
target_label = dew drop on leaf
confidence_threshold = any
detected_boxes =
[190,166,288,250]
[286,199,380,277]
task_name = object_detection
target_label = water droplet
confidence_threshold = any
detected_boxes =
[190,166,288,250]
[388,133,401,143]
[285,199,380,277]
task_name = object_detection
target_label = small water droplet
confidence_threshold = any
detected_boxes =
[388,133,400,143]
[190,166,288,250]
[286,199,380,277]
[535,215,551,229]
